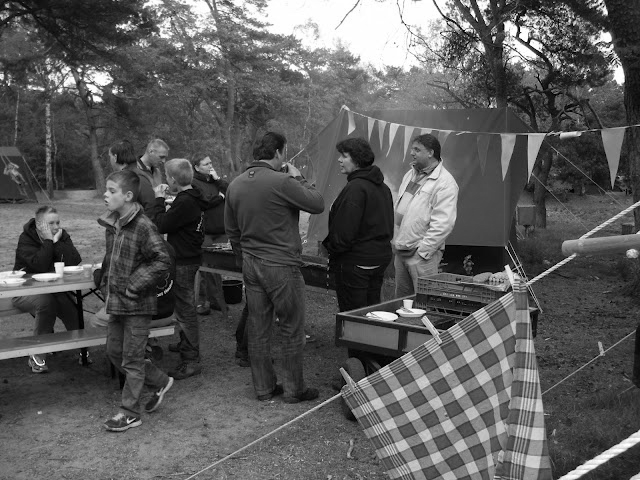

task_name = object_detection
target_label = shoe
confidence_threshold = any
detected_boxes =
[196,303,211,315]
[236,358,250,368]
[28,354,49,373]
[305,334,317,344]
[169,362,202,380]
[103,412,142,432]
[145,377,174,413]
[257,384,284,401]
[78,351,93,365]
[283,388,319,404]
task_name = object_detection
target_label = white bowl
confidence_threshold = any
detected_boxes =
[365,311,398,322]
[32,273,61,282]
[0,270,26,278]
[396,308,427,319]
[63,266,83,274]
[0,277,27,286]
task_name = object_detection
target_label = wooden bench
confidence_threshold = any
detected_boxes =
[0,324,175,360]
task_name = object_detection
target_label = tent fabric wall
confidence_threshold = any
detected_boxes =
[0,147,39,202]
[306,108,533,252]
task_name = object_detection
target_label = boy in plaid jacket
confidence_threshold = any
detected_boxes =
[97,170,174,432]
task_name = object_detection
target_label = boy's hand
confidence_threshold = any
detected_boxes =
[125,288,139,299]
[154,184,169,198]
[36,220,54,241]
[52,228,63,243]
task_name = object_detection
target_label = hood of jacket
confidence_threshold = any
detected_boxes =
[347,165,385,185]
[179,187,209,209]
[193,170,214,184]
[21,218,41,243]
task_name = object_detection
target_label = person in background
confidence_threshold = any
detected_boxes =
[189,155,229,316]
[148,158,208,380]
[98,170,173,432]
[12,206,82,373]
[225,131,324,403]
[393,134,459,297]
[322,138,394,312]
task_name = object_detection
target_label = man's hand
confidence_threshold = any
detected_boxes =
[36,220,53,241]
[210,168,220,180]
[154,184,169,198]
[287,163,301,178]
[52,228,63,243]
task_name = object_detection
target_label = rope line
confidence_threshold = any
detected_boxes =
[541,330,636,396]
[183,393,343,479]
[556,429,640,480]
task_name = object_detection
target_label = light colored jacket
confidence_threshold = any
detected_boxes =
[393,162,459,259]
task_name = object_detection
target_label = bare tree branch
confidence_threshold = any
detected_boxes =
[335,0,361,30]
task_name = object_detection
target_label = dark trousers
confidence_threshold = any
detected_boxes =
[331,262,389,312]
[235,303,249,359]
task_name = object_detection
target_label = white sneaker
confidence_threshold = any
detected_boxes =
[28,354,48,373]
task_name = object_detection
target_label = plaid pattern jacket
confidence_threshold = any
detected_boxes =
[98,204,171,316]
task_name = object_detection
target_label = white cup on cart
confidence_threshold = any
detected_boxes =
[54,262,65,277]
[402,299,414,310]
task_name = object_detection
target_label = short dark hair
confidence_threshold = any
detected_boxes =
[107,170,140,201]
[35,205,57,219]
[253,132,286,160]
[335,138,375,168]
[109,139,137,165]
[413,134,441,160]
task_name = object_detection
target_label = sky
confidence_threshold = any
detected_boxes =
[264,0,439,69]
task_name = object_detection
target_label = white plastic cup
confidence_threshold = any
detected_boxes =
[54,262,64,276]
[82,264,93,278]
[403,299,414,309]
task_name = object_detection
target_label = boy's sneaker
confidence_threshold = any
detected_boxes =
[169,362,202,380]
[196,303,211,315]
[103,412,141,432]
[145,377,174,413]
[28,354,48,373]
[78,351,93,365]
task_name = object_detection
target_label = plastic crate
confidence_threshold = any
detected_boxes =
[417,273,505,304]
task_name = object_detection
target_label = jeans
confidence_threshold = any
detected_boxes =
[107,315,169,417]
[331,262,389,312]
[174,263,201,362]
[394,250,443,298]
[12,293,80,335]
[235,303,249,359]
[243,254,306,398]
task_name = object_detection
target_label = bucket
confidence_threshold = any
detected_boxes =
[222,279,243,304]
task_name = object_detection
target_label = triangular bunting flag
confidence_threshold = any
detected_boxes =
[476,134,491,175]
[420,128,432,135]
[438,130,451,148]
[347,110,355,135]
[527,134,546,182]
[404,126,416,161]
[386,123,400,156]
[559,131,582,140]
[367,117,375,142]
[377,120,387,150]
[601,127,626,188]
[500,134,517,180]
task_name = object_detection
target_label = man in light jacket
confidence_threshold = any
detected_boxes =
[393,133,459,297]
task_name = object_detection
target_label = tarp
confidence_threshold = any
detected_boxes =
[305,108,534,250]
[0,147,39,202]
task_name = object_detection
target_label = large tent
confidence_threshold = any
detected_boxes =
[304,107,535,271]
[0,147,40,202]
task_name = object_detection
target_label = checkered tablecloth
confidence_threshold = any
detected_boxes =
[342,281,552,480]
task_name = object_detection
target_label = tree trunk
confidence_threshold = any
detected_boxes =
[13,90,19,146]
[71,69,106,194]
[45,96,54,198]
[532,148,554,228]
[604,1,640,227]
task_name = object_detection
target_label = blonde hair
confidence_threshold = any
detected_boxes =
[165,158,193,186]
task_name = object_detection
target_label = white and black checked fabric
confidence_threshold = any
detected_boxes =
[341,281,551,480]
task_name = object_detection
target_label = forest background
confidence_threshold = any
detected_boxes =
[1,0,640,230]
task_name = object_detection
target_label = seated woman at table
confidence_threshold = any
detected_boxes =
[322,138,394,312]
[12,205,82,373]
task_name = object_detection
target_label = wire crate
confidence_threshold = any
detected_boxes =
[416,273,505,306]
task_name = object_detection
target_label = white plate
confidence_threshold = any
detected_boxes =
[365,311,398,322]
[0,277,27,286]
[32,273,61,282]
[0,270,26,278]
[63,266,83,274]
[395,308,427,319]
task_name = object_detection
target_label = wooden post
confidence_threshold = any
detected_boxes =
[562,234,640,256]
